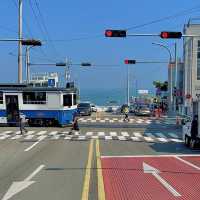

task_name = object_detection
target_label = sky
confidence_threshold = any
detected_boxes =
[1,0,200,92]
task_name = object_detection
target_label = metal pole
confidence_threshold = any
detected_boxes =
[174,42,178,111]
[127,65,130,106]
[27,47,30,83]
[18,0,23,83]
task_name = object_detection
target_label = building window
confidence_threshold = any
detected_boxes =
[0,92,3,104]
[63,94,72,107]
[73,94,77,105]
[23,92,46,104]
[197,40,200,80]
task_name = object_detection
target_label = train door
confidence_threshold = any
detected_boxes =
[5,95,19,124]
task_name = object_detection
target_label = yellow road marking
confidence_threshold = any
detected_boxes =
[81,139,94,200]
[96,139,106,200]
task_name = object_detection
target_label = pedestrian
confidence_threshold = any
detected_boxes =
[191,115,198,142]
[123,106,129,122]
[69,111,79,135]
[19,114,27,135]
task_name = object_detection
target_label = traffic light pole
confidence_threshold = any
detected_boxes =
[127,65,130,106]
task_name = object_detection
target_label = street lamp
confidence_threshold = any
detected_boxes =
[152,42,173,112]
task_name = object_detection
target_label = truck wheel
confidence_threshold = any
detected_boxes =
[185,136,190,147]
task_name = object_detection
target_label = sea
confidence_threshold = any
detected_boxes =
[79,88,147,106]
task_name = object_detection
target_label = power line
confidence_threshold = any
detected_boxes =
[30,0,62,59]
[126,4,200,30]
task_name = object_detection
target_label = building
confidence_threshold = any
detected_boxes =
[183,19,200,116]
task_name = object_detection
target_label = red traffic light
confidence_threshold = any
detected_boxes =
[105,30,126,37]
[160,31,182,39]
[124,59,136,64]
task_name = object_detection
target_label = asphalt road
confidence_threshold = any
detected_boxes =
[0,113,198,200]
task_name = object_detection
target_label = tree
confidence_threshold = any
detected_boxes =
[153,81,168,91]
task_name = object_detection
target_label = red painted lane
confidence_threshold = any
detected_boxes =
[101,156,200,200]
[180,156,200,168]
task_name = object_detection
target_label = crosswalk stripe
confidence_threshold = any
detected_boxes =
[24,135,35,140]
[51,135,60,140]
[77,136,86,140]
[64,136,72,140]
[37,131,47,135]
[48,131,58,136]
[109,120,114,123]
[157,137,168,142]
[11,135,22,140]
[15,131,21,135]
[100,120,105,122]
[155,133,166,138]
[110,132,117,136]
[86,132,93,136]
[133,132,142,137]
[105,136,112,140]
[145,132,155,138]
[118,136,127,141]
[131,137,140,141]
[0,135,10,140]
[121,132,129,137]
[170,138,183,143]
[91,135,99,139]
[143,137,154,142]
[1,131,12,134]
[26,131,35,135]
[37,135,47,140]
[168,133,179,138]
[98,132,105,136]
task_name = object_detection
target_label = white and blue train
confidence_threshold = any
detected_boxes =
[0,83,78,126]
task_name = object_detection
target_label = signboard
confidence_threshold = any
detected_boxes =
[138,90,149,95]
[48,79,55,87]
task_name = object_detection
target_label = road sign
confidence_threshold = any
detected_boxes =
[48,79,55,87]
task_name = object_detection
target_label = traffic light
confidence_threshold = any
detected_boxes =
[105,30,126,37]
[81,62,92,66]
[160,32,182,39]
[173,87,177,96]
[21,39,42,46]
[124,59,136,64]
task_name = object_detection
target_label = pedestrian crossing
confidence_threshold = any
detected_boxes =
[0,130,182,143]
[78,117,176,125]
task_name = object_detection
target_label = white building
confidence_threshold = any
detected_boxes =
[183,19,200,116]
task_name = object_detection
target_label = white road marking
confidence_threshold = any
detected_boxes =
[118,136,127,141]
[155,133,166,138]
[170,138,183,143]
[64,136,72,140]
[121,132,129,137]
[131,137,140,141]
[143,162,181,197]
[48,131,58,136]
[26,131,35,135]
[168,133,179,138]
[91,119,96,123]
[0,135,10,140]
[133,132,142,137]
[2,164,45,200]
[100,120,105,122]
[109,120,114,123]
[24,135,46,152]
[91,135,99,139]
[36,130,47,135]
[175,156,200,170]
[1,131,12,134]
[24,135,35,140]
[11,135,22,140]
[110,132,117,136]
[105,136,112,140]
[50,135,60,140]
[157,137,168,142]
[143,137,154,142]
[145,133,155,138]
[98,132,105,136]
[86,132,93,136]
[15,131,21,135]
[77,136,86,140]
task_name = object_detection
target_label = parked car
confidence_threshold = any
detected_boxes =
[134,104,152,116]
[90,104,97,112]
[77,103,92,116]
[105,106,113,112]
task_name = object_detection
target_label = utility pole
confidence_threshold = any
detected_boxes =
[18,0,23,83]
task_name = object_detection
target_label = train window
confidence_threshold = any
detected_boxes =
[23,92,46,104]
[0,92,3,104]
[73,94,77,105]
[63,94,72,107]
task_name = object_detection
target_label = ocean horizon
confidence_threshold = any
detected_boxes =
[79,88,154,106]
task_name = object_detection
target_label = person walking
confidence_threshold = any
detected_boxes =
[69,111,79,135]
[123,106,129,122]
[19,114,27,135]
[190,115,198,148]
